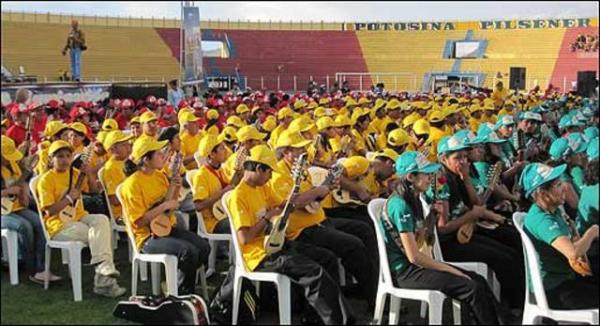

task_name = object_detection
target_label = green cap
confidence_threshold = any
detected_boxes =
[584,127,598,140]
[587,137,598,161]
[395,151,441,176]
[520,163,567,198]
[549,132,588,160]
[437,133,470,156]
[522,111,543,122]
[558,114,584,130]
[494,115,515,131]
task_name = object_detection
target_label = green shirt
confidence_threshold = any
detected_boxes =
[524,204,575,291]
[381,195,420,273]
[570,166,584,196]
[577,183,599,235]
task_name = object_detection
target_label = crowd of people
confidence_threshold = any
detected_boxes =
[1,79,598,324]
[570,33,599,53]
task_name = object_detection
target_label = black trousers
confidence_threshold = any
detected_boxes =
[394,264,500,325]
[255,241,355,325]
[296,218,378,303]
[546,276,599,309]
[441,229,525,309]
[142,225,210,294]
[324,206,373,229]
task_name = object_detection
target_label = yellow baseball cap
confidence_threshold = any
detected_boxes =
[386,99,401,111]
[220,126,238,142]
[413,119,431,135]
[140,111,158,124]
[319,98,330,105]
[44,121,68,138]
[342,156,370,178]
[236,104,250,114]
[307,102,318,110]
[103,130,134,150]
[277,107,294,120]
[358,97,370,105]
[345,98,358,107]
[275,130,312,149]
[177,107,194,121]
[69,122,88,137]
[429,110,446,123]
[373,148,399,161]
[206,109,219,120]
[293,99,307,110]
[316,117,335,131]
[198,134,224,157]
[289,116,315,134]
[48,140,73,156]
[102,118,119,131]
[130,116,141,125]
[131,138,168,164]
[373,99,387,111]
[387,128,409,147]
[402,112,421,129]
[251,106,263,115]
[351,108,370,125]
[1,136,23,162]
[227,116,244,129]
[178,111,199,126]
[469,105,483,113]
[236,125,267,143]
[334,115,353,128]
[247,144,278,171]
[262,118,277,132]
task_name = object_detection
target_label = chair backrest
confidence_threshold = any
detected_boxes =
[194,152,205,167]
[115,184,141,255]
[367,198,394,285]
[221,191,249,272]
[513,212,550,310]
[185,169,208,235]
[97,167,117,222]
[29,175,52,242]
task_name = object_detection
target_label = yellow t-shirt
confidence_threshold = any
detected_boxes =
[37,168,89,238]
[370,116,391,135]
[1,163,24,212]
[34,145,50,175]
[180,130,203,170]
[350,129,367,155]
[192,164,228,233]
[362,171,381,198]
[229,180,284,271]
[101,156,126,219]
[269,124,286,150]
[269,160,326,240]
[120,170,177,250]
[222,151,239,183]
[307,139,334,167]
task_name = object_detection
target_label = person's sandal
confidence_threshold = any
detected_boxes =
[29,273,62,285]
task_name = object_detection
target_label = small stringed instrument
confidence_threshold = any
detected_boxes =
[58,144,94,223]
[304,164,343,214]
[416,173,441,258]
[149,153,182,237]
[332,187,367,206]
[457,162,502,244]
[264,153,306,255]
[212,147,248,221]
[1,154,39,215]
[559,206,592,277]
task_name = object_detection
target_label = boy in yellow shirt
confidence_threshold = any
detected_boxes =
[99,130,133,224]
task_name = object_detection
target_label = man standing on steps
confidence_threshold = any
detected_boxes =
[62,20,86,82]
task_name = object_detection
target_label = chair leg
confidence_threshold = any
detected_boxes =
[277,277,292,325]
[139,261,148,281]
[44,246,51,290]
[69,247,83,302]
[208,239,217,277]
[198,266,208,300]
[428,295,444,325]
[231,276,243,325]
[151,262,161,295]
[420,301,428,319]
[131,259,139,296]
[521,308,537,325]
[389,296,401,325]
[373,289,386,325]
[338,259,346,287]
[164,261,178,297]
[111,230,118,250]
[5,231,19,285]
[61,248,69,264]
[452,299,461,325]
[127,241,133,263]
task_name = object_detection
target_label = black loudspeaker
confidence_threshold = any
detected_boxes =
[577,71,597,97]
[509,67,526,90]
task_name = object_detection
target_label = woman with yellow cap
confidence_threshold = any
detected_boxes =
[1,136,62,285]
[119,137,210,295]
[309,117,337,168]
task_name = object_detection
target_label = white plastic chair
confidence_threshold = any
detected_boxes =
[222,191,292,325]
[368,198,461,325]
[1,228,19,285]
[116,184,208,299]
[186,169,232,278]
[513,212,599,325]
[30,176,88,301]
[193,152,205,167]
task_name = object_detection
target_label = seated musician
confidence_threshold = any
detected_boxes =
[133,111,160,147]
[309,117,337,168]
[1,136,61,284]
[548,133,588,196]
[577,143,598,278]
[34,121,70,175]
[37,140,125,297]
[192,134,233,235]
[271,131,378,308]
[119,137,210,295]
[227,144,354,324]
[362,149,399,198]
[178,111,204,170]
[521,163,599,309]
[267,106,294,150]
[435,133,525,309]
[382,151,503,324]
[350,108,374,154]
[100,130,133,224]
[222,125,266,182]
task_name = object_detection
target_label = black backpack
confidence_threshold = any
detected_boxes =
[113,294,209,325]
[209,266,259,325]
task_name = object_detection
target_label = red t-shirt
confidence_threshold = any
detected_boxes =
[31,115,47,145]
[113,112,129,130]
[6,124,26,146]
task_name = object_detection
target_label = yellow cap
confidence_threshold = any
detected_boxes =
[44,121,68,138]
[198,134,224,157]
[307,102,318,110]
[275,130,312,149]
[373,99,387,111]
[102,118,119,131]
[293,99,307,110]
[402,113,421,129]
[429,110,446,123]
[103,130,134,150]
[318,98,330,105]
[177,107,194,121]
[1,136,23,162]
[334,115,353,127]
[131,138,168,164]
[351,108,370,125]
[262,119,277,132]
[140,111,158,124]
[316,117,335,131]
[483,105,495,111]
[387,128,409,147]
[247,144,278,171]
[236,125,267,143]
[251,106,263,115]
[386,99,401,111]
[289,116,315,134]
[69,122,88,137]
[130,116,141,125]
[220,126,238,142]
[96,131,108,145]
[374,148,399,161]
[504,100,515,107]
[469,104,483,113]
[358,97,370,105]
[206,109,219,120]
[178,111,199,126]
[342,156,370,178]
[236,104,250,114]
[277,107,294,120]
[226,116,244,129]
[345,98,358,107]
[413,119,431,135]
[48,140,73,156]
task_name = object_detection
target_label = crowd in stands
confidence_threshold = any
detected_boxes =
[1,80,598,324]
[571,33,599,53]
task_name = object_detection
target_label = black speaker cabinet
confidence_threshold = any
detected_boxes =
[577,71,597,97]
[509,67,526,90]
